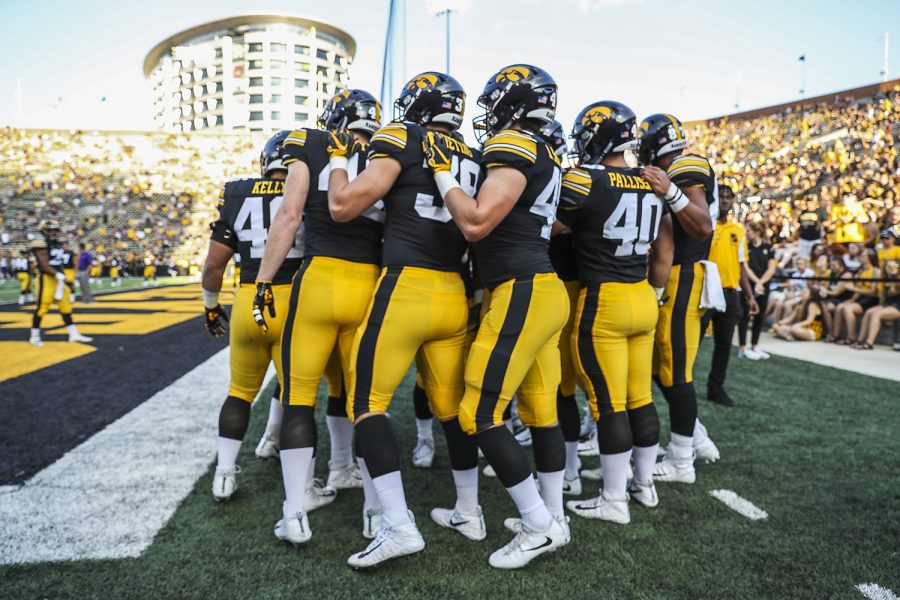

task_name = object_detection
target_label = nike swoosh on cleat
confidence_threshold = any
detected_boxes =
[523,537,553,552]
[448,519,469,527]
[357,540,385,558]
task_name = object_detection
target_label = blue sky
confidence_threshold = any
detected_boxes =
[1,0,897,140]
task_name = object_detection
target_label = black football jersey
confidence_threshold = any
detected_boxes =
[368,121,476,271]
[666,153,717,264]
[473,128,561,289]
[281,128,383,264]
[31,235,73,269]
[798,209,824,241]
[211,177,304,285]
[558,165,665,286]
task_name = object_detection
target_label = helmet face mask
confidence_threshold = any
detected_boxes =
[319,89,382,134]
[393,72,465,130]
[475,64,557,144]
[259,130,291,178]
[39,219,60,239]
[570,101,637,166]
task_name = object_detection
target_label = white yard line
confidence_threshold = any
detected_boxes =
[856,584,900,600]
[0,349,273,565]
[709,489,769,521]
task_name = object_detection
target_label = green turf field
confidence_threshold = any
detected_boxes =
[1,345,897,599]
[0,276,197,304]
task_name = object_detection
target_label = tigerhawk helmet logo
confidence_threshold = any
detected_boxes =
[495,66,531,83]
[408,74,439,90]
[639,121,650,134]
[332,90,352,103]
[582,105,612,125]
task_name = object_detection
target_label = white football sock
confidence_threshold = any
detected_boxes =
[280,447,314,515]
[216,437,242,471]
[504,420,514,433]
[372,471,411,528]
[632,444,659,485]
[67,324,78,335]
[537,469,565,520]
[599,449,632,501]
[564,441,580,479]
[326,415,354,469]
[669,432,694,461]
[30,328,40,338]
[358,458,381,511]
[306,453,316,486]
[451,467,479,514]
[415,418,433,442]
[507,477,552,532]
[265,397,282,432]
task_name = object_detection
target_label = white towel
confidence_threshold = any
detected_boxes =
[699,260,726,312]
[53,279,66,301]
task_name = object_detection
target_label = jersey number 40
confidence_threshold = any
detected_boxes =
[234,196,303,259]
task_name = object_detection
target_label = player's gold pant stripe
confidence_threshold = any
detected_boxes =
[352,268,401,416]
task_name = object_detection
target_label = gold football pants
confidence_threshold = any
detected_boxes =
[573,281,659,419]
[281,256,380,407]
[348,267,468,421]
[35,270,74,317]
[653,262,705,387]
[458,273,569,434]
[559,279,581,397]
[228,284,290,402]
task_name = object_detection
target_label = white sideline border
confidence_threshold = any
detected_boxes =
[709,489,769,521]
[0,349,273,565]
[856,584,900,600]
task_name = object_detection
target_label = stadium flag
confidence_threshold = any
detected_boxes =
[380,0,407,117]
[798,55,806,62]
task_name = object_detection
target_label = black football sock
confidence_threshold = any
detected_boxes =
[218,395,252,441]
[280,405,317,515]
[660,382,697,438]
[356,414,410,527]
[628,403,660,485]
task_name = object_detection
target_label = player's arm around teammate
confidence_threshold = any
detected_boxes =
[424,64,571,570]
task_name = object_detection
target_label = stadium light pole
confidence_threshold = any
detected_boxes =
[798,54,806,98]
[435,8,455,74]
[882,32,890,82]
[734,69,742,110]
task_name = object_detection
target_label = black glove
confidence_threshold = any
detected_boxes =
[252,281,275,333]
[204,304,229,337]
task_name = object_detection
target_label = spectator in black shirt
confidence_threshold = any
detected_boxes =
[738,221,777,360]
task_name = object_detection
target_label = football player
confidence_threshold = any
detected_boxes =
[638,114,719,484]
[29,221,92,346]
[202,131,300,501]
[327,72,482,567]
[142,254,155,286]
[539,119,584,495]
[557,101,674,524]
[423,64,569,569]
[251,90,383,546]
[13,251,33,305]
[108,256,120,287]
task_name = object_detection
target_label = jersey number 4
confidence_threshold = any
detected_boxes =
[604,192,663,256]
[234,196,303,259]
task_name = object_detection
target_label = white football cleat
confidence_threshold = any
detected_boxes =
[693,422,720,464]
[254,430,279,459]
[514,428,533,447]
[503,515,570,544]
[274,503,312,546]
[566,492,630,524]
[347,512,425,569]
[562,475,582,496]
[488,517,569,569]
[627,478,659,508]
[212,465,239,501]
[430,506,487,541]
[68,331,93,343]
[577,431,599,456]
[327,462,363,490]
[482,464,496,478]
[304,478,337,512]
[412,438,435,468]
[18,296,25,306]
[29,334,43,347]
[653,448,696,484]
[362,506,383,540]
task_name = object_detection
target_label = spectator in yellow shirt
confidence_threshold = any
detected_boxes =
[876,229,900,265]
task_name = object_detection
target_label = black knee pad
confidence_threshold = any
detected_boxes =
[476,426,531,488]
[413,384,432,420]
[279,405,317,450]
[355,415,399,478]
[661,382,697,437]
[218,396,252,441]
[530,425,566,473]
[628,403,660,448]
[440,418,478,471]
[596,411,632,455]
[502,402,512,422]
[556,391,580,442]
[61,312,73,326]
[327,395,347,417]
[272,383,281,404]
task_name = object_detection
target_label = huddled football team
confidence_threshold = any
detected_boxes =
[200,63,724,570]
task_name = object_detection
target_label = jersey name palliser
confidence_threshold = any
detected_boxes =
[607,171,652,191]
[250,180,285,195]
